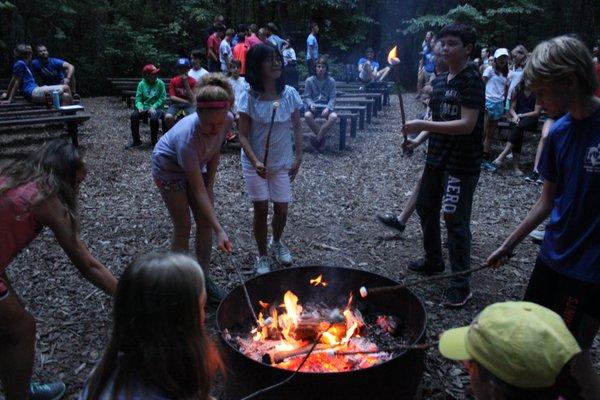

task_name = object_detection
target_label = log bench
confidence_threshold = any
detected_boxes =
[312,112,358,150]
[0,105,90,146]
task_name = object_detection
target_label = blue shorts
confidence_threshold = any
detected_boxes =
[485,99,505,120]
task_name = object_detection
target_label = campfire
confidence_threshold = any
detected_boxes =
[225,274,405,373]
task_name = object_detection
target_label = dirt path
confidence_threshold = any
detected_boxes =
[2,94,597,399]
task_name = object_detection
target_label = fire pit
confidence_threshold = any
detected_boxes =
[217,266,427,399]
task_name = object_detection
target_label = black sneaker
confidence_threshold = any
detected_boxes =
[408,259,445,275]
[442,287,472,308]
[525,171,539,182]
[376,213,406,234]
[29,381,66,400]
[125,141,143,149]
[205,277,226,304]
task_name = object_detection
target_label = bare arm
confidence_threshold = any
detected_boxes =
[4,76,21,103]
[205,150,220,200]
[485,181,556,267]
[62,61,75,80]
[33,196,117,296]
[185,166,231,252]
[289,109,303,180]
[404,106,479,136]
[237,112,259,165]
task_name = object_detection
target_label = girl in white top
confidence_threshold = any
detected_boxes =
[482,48,510,162]
[238,43,303,274]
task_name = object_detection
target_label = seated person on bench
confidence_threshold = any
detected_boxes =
[1,44,72,105]
[303,57,337,152]
[31,44,77,98]
[165,58,197,130]
[126,64,167,148]
[358,48,391,84]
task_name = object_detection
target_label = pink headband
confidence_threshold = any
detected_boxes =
[197,100,230,110]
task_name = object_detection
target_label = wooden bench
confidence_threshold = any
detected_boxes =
[336,98,375,124]
[0,105,90,146]
[311,112,358,150]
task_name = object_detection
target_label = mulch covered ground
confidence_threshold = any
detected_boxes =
[1,93,598,399]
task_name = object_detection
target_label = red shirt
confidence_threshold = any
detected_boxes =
[245,34,262,48]
[207,33,221,61]
[0,179,42,272]
[595,64,600,97]
[169,75,197,100]
[233,43,248,75]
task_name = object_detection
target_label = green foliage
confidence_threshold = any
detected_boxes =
[0,0,597,94]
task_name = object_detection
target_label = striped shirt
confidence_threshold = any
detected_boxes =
[427,64,485,175]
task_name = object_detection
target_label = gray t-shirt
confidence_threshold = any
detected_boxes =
[239,85,302,170]
[219,40,232,72]
[152,112,233,181]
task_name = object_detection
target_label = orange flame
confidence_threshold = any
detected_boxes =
[309,274,328,287]
[258,300,269,309]
[250,287,382,372]
[387,46,400,65]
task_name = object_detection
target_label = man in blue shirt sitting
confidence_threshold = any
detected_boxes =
[358,48,391,84]
[1,44,72,105]
[31,44,77,97]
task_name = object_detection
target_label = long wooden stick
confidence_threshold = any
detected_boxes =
[360,265,491,297]
[262,102,279,169]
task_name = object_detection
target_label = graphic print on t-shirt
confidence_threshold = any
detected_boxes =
[584,142,600,173]
[439,89,460,121]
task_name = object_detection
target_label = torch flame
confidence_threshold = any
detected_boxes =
[258,300,269,309]
[309,274,328,287]
[387,46,400,65]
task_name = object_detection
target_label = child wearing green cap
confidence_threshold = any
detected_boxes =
[439,301,599,399]
[485,36,600,349]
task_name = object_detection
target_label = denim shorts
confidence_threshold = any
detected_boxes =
[485,99,505,120]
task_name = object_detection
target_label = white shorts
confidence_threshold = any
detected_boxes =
[243,167,291,203]
[31,85,65,103]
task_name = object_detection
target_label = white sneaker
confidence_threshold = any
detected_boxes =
[269,239,293,266]
[529,228,545,244]
[254,256,271,275]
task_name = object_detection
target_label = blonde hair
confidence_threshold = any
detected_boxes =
[196,73,234,105]
[523,35,598,95]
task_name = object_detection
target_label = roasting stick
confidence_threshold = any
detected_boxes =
[230,255,260,325]
[359,265,491,298]
[261,101,279,174]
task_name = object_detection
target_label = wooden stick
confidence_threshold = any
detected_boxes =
[265,343,332,364]
[262,102,279,169]
[360,265,491,298]
[392,64,406,142]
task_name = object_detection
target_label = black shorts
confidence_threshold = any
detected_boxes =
[524,258,600,336]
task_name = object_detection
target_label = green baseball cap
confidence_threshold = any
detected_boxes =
[439,301,581,389]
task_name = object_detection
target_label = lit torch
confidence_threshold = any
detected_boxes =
[387,46,407,145]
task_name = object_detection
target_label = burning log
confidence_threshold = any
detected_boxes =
[263,343,332,365]
[293,310,346,341]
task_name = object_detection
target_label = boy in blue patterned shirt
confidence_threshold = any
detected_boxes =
[486,35,600,348]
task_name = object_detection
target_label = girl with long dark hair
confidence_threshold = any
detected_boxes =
[0,139,117,399]
[80,253,223,400]
[238,43,303,274]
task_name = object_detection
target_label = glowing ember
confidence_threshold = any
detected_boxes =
[309,274,328,287]
[387,46,400,65]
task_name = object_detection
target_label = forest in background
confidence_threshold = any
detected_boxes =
[1,0,598,95]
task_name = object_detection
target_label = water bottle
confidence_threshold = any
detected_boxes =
[44,92,52,108]
[51,90,60,109]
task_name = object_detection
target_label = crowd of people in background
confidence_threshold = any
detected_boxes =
[1,14,599,400]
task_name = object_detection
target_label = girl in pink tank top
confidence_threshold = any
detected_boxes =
[0,139,117,400]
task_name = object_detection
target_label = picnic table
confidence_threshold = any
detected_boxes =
[0,103,90,146]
